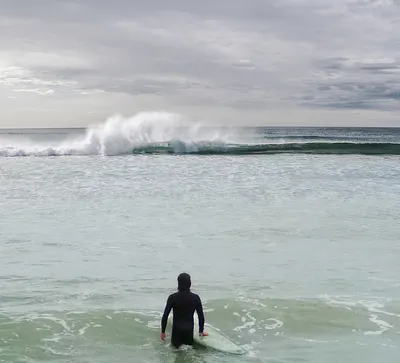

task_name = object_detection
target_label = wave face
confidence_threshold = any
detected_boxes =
[131,141,400,155]
[1,112,400,157]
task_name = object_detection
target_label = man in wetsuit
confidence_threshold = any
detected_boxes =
[160,273,208,348]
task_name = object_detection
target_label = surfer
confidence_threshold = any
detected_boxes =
[160,272,208,348]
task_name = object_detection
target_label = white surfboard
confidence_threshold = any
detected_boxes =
[167,313,245,355]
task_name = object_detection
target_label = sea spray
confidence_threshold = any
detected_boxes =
[80,112,189,156]
[0,112,248,157]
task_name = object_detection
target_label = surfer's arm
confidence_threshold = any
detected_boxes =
[161,294,173,333]
[195,295,205,333]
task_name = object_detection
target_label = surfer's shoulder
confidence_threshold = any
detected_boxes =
[191,291,201,300]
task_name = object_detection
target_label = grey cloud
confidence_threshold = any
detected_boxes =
[319,58,400,73]
[354,63,400,72]
[299,57,400,110]
[1,1,286,109]
[301,81,400,110]
[1,0,400,123]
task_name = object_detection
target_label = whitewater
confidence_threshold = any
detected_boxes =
[0,112,256,157]
[1,111,400,157]
[0,111,399,362]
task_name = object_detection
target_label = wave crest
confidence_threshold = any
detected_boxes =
[0,112,250,157]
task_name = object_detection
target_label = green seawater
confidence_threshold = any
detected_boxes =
[0,125,399,362]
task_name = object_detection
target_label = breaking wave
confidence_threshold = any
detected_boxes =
[0,112,252,157]
[1,112,400,157]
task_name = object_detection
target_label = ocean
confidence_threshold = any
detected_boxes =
[0,113,399,362]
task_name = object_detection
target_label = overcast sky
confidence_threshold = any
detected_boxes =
[1,0,400,128]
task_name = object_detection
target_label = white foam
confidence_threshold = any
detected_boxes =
[290,337,339,344]
[319,294,398,336]
[365,314,394,335]
[235,295,268,308]
[146,319,160,330]
[78,323,91,335]
[264,318,283,330]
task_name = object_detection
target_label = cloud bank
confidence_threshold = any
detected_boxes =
[1,0,399,127]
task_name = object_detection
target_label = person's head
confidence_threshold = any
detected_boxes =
[177,272,191,291]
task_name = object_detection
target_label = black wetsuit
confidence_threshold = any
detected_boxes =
[161,289,205,348]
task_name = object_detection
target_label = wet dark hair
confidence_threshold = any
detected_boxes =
[177,272,191,291]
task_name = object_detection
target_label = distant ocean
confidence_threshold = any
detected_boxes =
[1,122,400,157]
[0,114,399,362]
